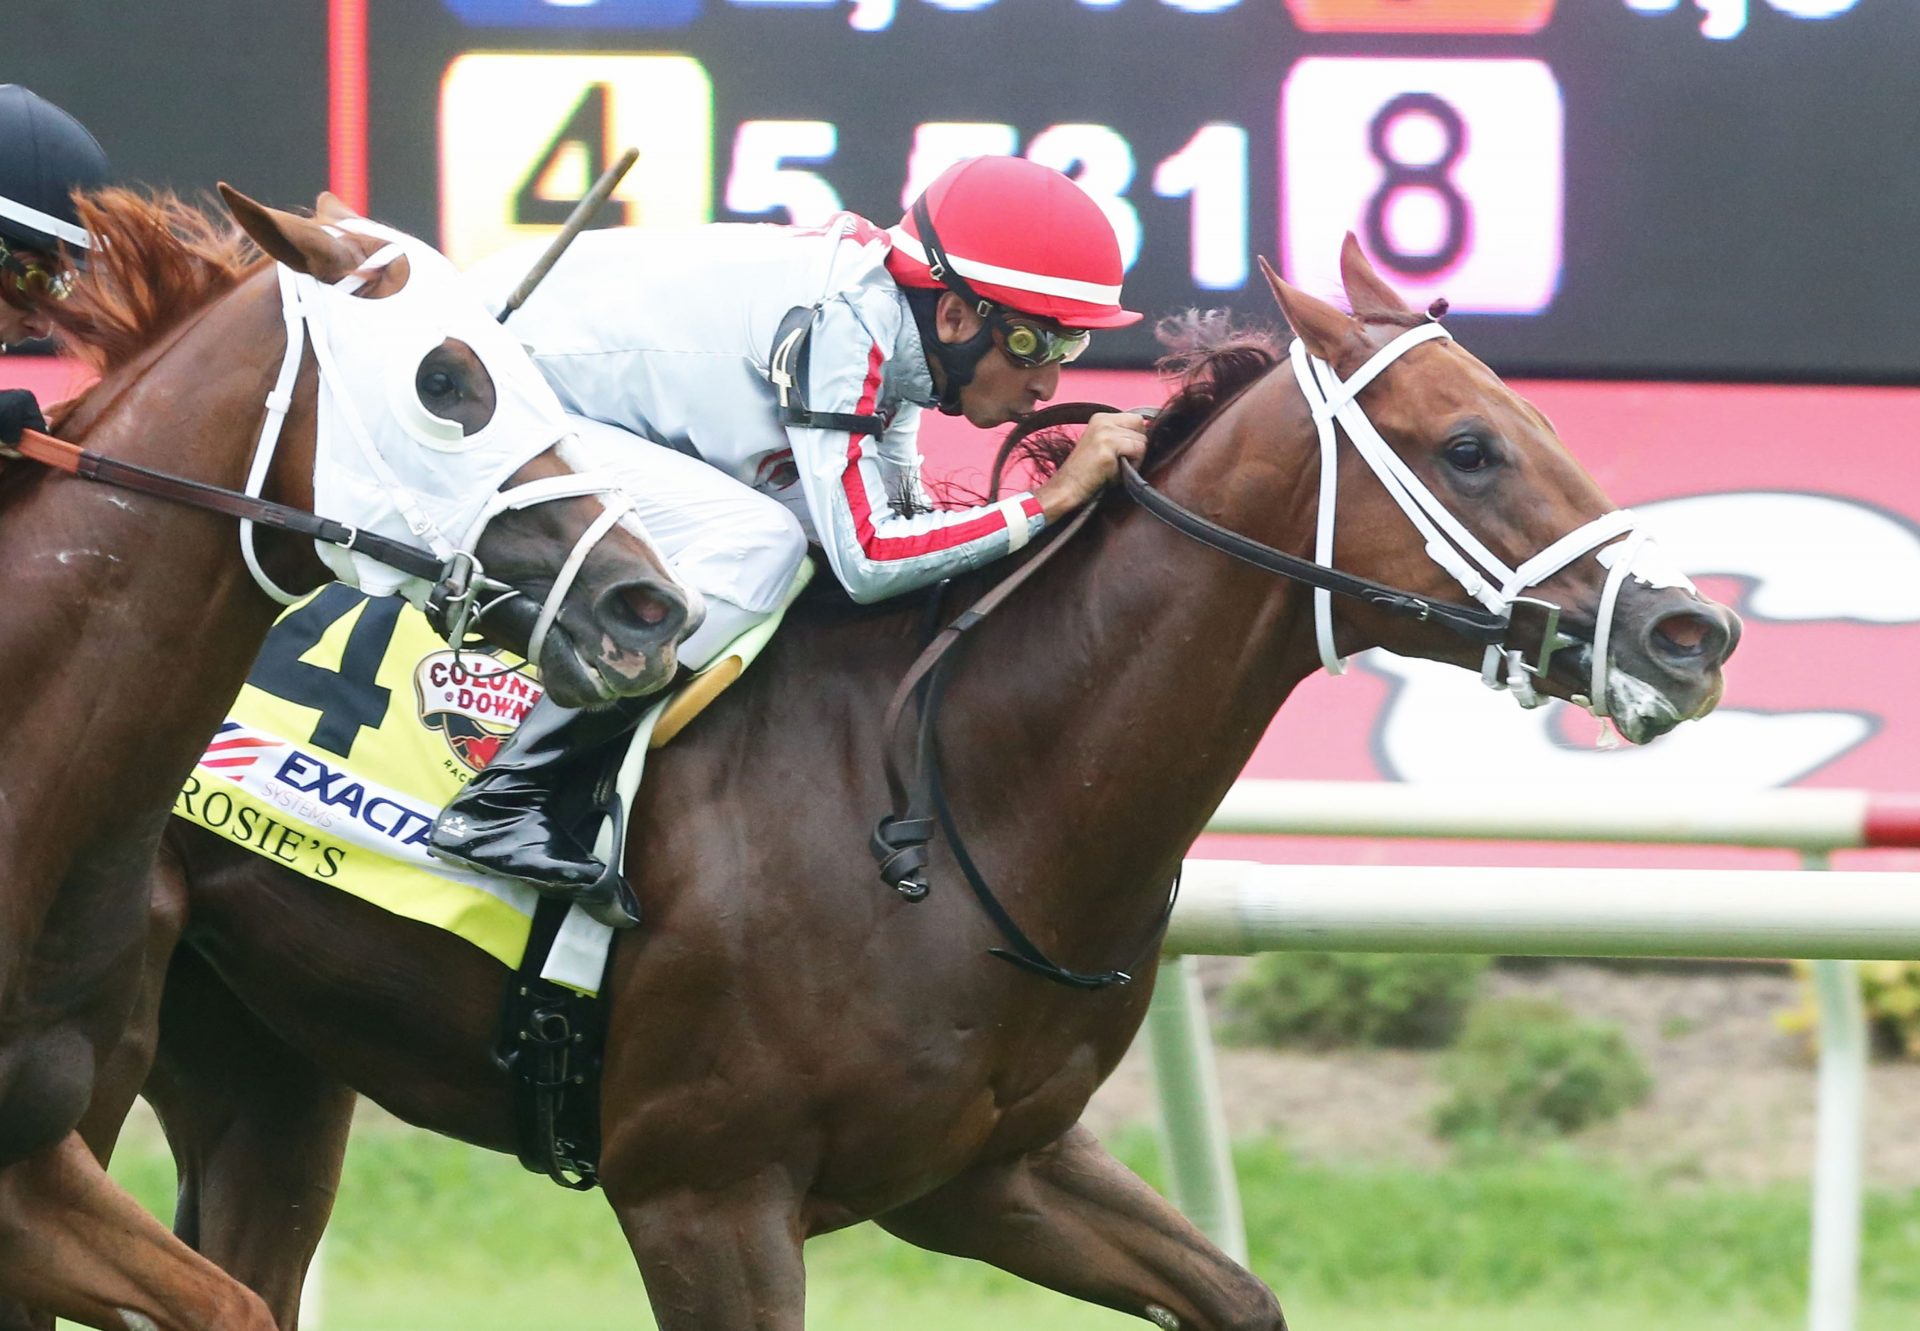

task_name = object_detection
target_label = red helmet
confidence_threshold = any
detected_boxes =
[886,156,1141,331]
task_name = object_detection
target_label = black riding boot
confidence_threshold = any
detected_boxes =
[429,696,647,926]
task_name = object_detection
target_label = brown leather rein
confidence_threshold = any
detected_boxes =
[3,426,477,624]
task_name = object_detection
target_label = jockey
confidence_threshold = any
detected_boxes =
[430,155,1149,922]
[0,86,111,444]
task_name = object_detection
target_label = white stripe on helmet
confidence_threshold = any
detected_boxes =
[887,227,1119,307]
[0,192,89,249]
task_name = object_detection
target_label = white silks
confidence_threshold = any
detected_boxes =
[1287,321,1696,719]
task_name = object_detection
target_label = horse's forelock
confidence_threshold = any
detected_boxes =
[46,188,263,378]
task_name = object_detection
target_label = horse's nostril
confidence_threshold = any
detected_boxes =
[602,579,688,642]
[624,586,670,628]
[1654,613,1709,656]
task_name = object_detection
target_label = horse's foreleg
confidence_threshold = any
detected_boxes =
[0,848,194,1331]
[877,1122,1284,1331]
[145,942,355,1329]
[606,1170,807,1330]
[79,839,194,1171]
[0,1132,275,1331]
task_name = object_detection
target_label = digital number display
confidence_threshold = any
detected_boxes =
[28,0,1911,380]
[1281,58,1563,316]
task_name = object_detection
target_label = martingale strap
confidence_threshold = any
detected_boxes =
[872,403,1175,991]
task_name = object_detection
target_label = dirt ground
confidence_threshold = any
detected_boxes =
[1082,957,1920,1188]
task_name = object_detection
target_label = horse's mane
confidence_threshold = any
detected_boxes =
[43,188,262,378]
[1005,310,1284,485]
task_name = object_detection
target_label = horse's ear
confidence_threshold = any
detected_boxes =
[1259,255,1356,362]
[1338,233,1412,316]
[218,182,363,283]
[312,192,360,225]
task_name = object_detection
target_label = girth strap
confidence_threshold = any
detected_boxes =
[493,895,607,1190]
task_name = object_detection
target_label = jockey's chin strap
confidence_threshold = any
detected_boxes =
[1289,320,1664,716]
[240,254,634,659]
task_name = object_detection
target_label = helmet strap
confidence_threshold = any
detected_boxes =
[906,194,998,417]
[904,288,992,416]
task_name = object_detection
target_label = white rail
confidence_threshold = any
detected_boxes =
[1166,860,1920,959]
[1208,779,1920,850]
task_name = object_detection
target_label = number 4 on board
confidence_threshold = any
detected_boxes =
[438,53,714,267]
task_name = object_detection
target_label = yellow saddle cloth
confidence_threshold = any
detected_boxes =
[174,564,810,993]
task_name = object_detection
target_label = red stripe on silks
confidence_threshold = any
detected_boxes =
[838,341,1011,562]
[1021,495,1043,522]
[206,736,274,751]
[1864,794,1920,848]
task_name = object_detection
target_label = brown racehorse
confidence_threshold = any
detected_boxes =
[63,242,1737,1330]
[0,188,693,1331]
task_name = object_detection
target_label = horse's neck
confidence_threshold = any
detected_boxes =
[936,372,1327,950]
[0,269,299,825]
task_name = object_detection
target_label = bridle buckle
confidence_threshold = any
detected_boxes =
[1507,595,1579,679]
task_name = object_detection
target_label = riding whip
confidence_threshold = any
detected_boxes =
[496,146,640,324]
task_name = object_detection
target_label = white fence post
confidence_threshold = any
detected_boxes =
[1144,954,1248,1264]
[1806,848,1866,1331]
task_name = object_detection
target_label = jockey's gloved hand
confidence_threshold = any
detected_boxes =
[0,389,46,446]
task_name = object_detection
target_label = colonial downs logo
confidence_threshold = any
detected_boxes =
[412,650,544,772]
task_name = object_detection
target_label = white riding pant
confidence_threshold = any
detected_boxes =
[557,415,809,671]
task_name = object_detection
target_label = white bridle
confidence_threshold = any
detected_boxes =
[239,221,664,669]
[1291,320,1683,716]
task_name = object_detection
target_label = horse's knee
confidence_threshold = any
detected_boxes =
[0,1035,94,1165]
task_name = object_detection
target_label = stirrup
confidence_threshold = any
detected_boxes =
[569,790,641,929]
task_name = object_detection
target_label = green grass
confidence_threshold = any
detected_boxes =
[70,1123,1920,1330]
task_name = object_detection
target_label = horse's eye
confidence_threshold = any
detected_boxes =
[418,367,458,402]
[1445,438,1490,472]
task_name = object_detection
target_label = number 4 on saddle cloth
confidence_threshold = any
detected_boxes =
[174,559,816,997]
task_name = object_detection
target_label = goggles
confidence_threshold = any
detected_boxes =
[992,311,1089,368]
[0,237,74,305]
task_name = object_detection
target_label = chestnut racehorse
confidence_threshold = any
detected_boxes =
[0,188,693,1331]
[62,242,1737,1329]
